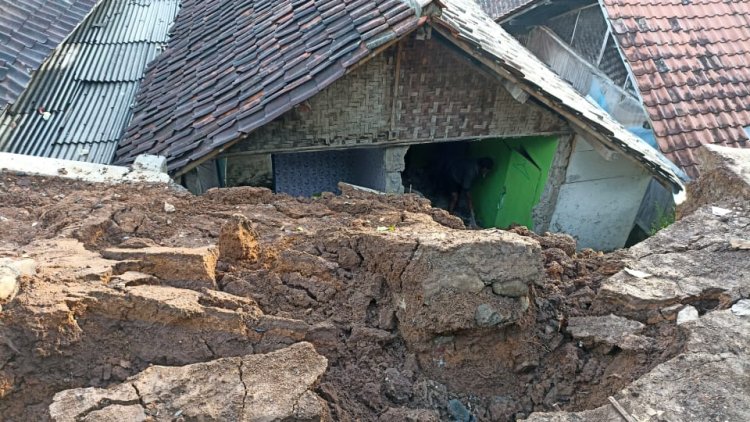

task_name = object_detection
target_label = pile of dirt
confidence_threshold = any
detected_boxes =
[0,172,710,421]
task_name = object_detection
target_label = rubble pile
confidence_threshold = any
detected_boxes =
[0,144,748,421]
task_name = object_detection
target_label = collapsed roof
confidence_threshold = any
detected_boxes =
[115,0,684,191]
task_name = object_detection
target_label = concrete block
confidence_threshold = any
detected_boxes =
[132,155,168,173]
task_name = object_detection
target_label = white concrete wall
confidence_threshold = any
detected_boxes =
[549,136,651,251]
[0,152,171,184]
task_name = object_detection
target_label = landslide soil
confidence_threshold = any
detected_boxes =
[0,174,684,421]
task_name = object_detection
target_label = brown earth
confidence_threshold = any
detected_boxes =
[0,173,688,421]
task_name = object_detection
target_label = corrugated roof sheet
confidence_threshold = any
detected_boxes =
[602,0,750,178]
[115,0,425,172]
[0,0,98,112]
[432,0,683,189]
[0,0,179,164]
[475,0,543,21]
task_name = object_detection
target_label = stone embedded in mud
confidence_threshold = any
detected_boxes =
[0,266,19,305]
[218,214,260,262]
[49,342,329,422]
[102,246,218,290]
[732,300,750,317]
[491,279,528,297]
[0,258,35,305]
[676,305,699,325]
[474,303,507,327]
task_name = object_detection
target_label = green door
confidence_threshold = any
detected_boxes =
[494,150,542,228]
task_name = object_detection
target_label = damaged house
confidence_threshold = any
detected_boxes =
[480,0,750,178]
[114,0,683,250]
[0,0,179,163]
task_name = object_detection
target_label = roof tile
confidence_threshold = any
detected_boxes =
[117,0,420,171]
[603,0,750,173]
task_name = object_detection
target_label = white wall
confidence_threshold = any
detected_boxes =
[549,136,651,251]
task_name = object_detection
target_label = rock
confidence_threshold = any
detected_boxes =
[49,342,329,422]
[0,266,19,304]
[80,404,147,422]
[132,155,168,173]
[566,314,651,351]
[413,230,542,300]
[732,299,750,317]
[102,246,218,290]
[0,258,36,304]
[382,368,413,404]
[660,303,683,320]
[49,383,142,422]
[593,202,750,321]
[678,144,750,217]
[447,399,475,422]
[491,279,528,297]
[379,407,440,421]
[218,214,260,262]
[163,202,176,213]
[474,303,506,327]
[676,305,699,325]
[525,310,750,422]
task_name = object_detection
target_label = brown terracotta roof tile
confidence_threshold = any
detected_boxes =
[603,0,750,178]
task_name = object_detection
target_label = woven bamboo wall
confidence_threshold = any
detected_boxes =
[227,33,566,155]
[394,36,565,140]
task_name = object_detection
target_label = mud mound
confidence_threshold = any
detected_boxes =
[0,173,690,421]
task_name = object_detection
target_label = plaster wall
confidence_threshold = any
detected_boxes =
[549,136,651,250]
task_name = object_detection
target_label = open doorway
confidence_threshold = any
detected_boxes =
[402,136,559,229]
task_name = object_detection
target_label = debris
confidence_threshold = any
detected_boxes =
[164,201,176,213]
[729,239,750,250]
[732,300,750,317]
[218,214,260,262]
[566,315,650,351]
[623,268,652,279]
[607,396,637,422]
[49,343,328,422]
[676,305,699,325]
[711,206,732,216]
